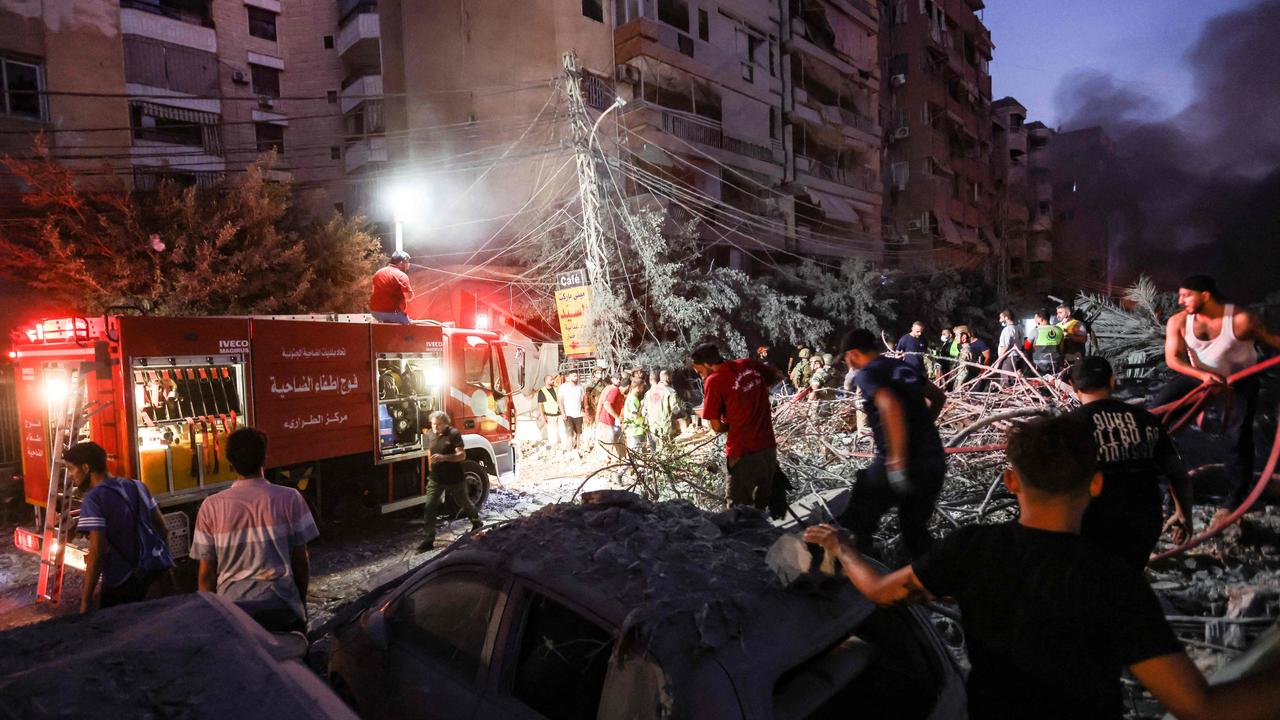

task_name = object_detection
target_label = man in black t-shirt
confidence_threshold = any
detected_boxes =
[417,411,482,552]
[838,328,947,559]
[805,415,1280,720]
[1070,357,1194,568]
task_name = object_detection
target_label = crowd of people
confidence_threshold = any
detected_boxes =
[69,272,1280,718]
[690,274,1280,719]
[532,366,697,460]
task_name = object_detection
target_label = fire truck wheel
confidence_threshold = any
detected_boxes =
[444,461,490,514]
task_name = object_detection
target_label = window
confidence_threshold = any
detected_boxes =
[697,9,709,41]
[255,122,284,153]
[326,89,337,103]
[330,146,341,160]
[893,0,909,24]
[323,34,335,49]
[892,162,910,190]
[398,572,502,681]
[512,594,614,720]
[657,0,689,32]
[463,339,493,390]
[123,36,218,96]
[247,6,277,40]
[677,34,694,57]
[614,0,647,26]
[250,63,280,97]
[581,0,603,22]
[1,57,43,120]
[131,104,203,146]
[129,101,222,154]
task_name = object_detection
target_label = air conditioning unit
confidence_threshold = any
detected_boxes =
[890,74,907,88]
[232,70,249,85]
[258,96,274,109]
[615,64,641,85]
[892,126,911,140]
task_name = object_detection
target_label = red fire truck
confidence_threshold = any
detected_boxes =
[8,313,521,561]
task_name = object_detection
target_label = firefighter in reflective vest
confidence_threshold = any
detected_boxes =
[1056,304,1089,366]
[536,375,562,448]
[1032,309,1065,375]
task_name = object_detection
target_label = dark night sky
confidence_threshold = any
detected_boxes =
[985,0,1257,128]
[987,0,1280,302]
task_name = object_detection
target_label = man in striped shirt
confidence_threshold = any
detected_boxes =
[191,428,319,632]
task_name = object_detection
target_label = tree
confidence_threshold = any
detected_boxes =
[0,146,381,316]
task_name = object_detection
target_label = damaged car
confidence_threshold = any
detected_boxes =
[327,491,966,719]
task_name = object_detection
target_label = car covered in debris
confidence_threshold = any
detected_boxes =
[326,491,966,719]
[0,593,356,720]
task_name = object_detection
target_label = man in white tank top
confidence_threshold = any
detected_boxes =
[1160,275,1280,524]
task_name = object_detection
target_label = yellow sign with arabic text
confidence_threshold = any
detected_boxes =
[555,269,594,357]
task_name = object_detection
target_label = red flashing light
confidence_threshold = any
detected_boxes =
[475,313,490,330]
[5,351,15,360]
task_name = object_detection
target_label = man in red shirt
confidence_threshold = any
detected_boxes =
[370,251,413,323]
[594,373,626,460]
[690,343,783,509]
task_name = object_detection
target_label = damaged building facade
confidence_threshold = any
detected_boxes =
[878,0,995,274]
[0,0,348,200]
[991,97,1054,300]
[369,0,886,272]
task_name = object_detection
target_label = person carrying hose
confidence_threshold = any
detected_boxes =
[1153,275,1280,529]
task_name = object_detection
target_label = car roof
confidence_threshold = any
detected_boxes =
[425,496,877,682]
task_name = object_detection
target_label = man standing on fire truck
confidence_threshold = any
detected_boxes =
[370,251,413,324]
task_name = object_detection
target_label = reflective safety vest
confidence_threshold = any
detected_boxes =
[1034,324,1064,349]
[537,386,559,415]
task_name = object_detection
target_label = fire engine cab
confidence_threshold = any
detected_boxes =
[9,314,521,561]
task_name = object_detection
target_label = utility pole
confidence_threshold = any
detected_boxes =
[562,51,626,367]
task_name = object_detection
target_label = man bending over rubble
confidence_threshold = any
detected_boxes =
[838,328,947,559]
[805,415,1280,720]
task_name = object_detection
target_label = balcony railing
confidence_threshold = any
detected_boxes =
[121,0,213,28]
[800,156,878,192]
[722,135,775,163]
[661,110,722,148]
[837,107,877,134]
[337,0,375,25]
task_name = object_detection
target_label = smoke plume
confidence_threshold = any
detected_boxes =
[1053,0,1280,302]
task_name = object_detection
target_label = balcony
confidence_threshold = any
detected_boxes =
[660,110,721,147]
[645,106,780,166]
[340,74,381,114]
[797,156,879,193]
[337,10,380,70]
[121,0,213,29]
[344,135,387,172]
[120,3,216,53]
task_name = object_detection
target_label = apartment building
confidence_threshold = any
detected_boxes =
[366,0,883,275]
[1051,126,1116,296]
[879,0,995,273]
[0,0,347,199]
[991,96,1053,300]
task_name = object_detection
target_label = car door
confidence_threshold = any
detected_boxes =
[388,568,508,720]
[472,584,618,720]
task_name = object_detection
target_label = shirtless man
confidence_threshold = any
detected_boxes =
[1159,275,1280,525]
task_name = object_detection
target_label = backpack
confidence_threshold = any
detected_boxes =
[108,479,175,575]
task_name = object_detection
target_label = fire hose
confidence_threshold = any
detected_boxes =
[1150,354,1280,561]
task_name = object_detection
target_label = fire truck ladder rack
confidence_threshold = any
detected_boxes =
[36,362,97,605]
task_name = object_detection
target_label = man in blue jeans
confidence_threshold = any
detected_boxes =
[837,327,947,560]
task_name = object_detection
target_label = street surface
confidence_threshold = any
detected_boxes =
[0,443,616,632]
